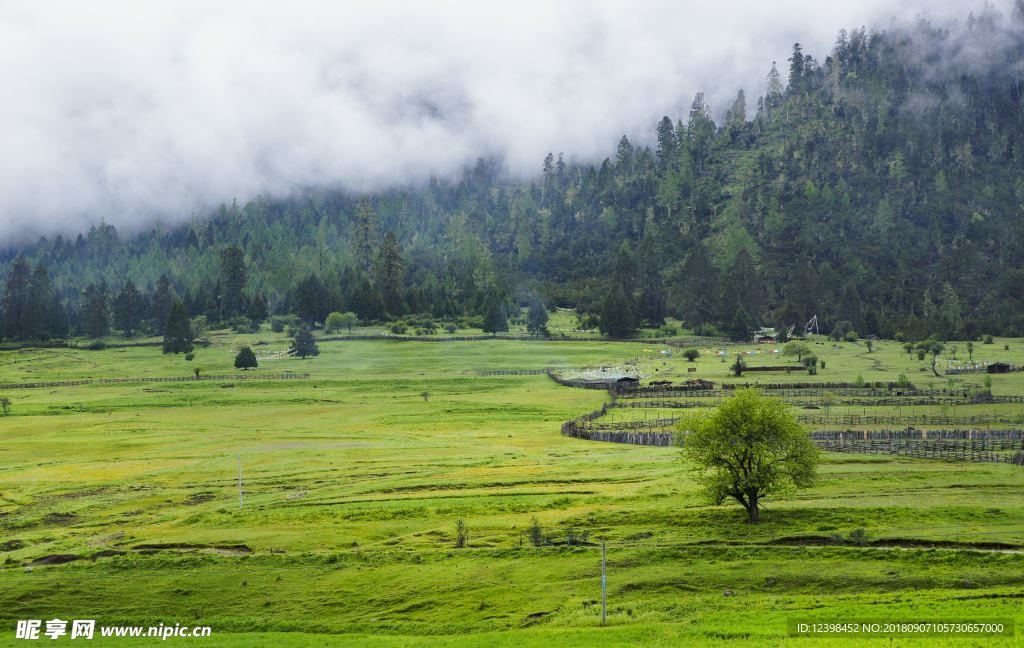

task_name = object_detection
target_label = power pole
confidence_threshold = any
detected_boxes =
[238,455,243,509]
[601,538,606,627]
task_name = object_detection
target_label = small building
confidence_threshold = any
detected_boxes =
[616,377,640,387]
[987,362,1014,374]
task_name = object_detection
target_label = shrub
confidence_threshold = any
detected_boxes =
[185,352,195,361]
[445,323,457,333]
[983,374,993,391]
[192,366,205,378]
[730,357,747,377]
[844,331,859,343]
[854,375,865,388]
[917,349,926,361]
[985,335,995,344]
[682,348,700,362]
[389,322,407,335]
[819,360,826,370]
[847,528,870,547]
[897,373,910,388]
[270,317,286,333]
[87,340,107,351]
[454,520,469,548]
[527,516,547,547]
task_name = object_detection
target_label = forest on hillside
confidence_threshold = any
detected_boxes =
[5,4,1024,343]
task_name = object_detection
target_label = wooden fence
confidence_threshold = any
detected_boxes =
[817,437,1024,464]
[1,373,310,390]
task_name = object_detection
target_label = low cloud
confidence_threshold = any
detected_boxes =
[0,0,989,242]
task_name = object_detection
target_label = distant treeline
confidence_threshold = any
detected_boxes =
[5,8,1024,342]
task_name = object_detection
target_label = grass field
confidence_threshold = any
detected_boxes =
[2,327,1024,646]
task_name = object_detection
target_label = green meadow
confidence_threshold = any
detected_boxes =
[2,328,1024,646]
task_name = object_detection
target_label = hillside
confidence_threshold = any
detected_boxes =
[4,6,1024,342]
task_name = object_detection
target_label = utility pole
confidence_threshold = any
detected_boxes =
[601,538,606,627]
[238,455,243,509]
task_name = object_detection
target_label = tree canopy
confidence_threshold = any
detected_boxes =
[678,388,818,523]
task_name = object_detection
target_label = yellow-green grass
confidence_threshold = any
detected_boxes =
[2,337,1024,645]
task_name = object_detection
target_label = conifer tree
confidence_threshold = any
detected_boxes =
[162,301,193,354]
[151,274,173,335]
[1,256,31,339]
[599,287,636,338]
[219,247,248,319]
[82,280,111,338]
[113,279,144,336]
[234,345,257,370]
[47,291,69,339]
[482,293,509,337]
[351,196,380,275]
[21,264,52,340]
[373,231,407,316]
[291,323,320,358]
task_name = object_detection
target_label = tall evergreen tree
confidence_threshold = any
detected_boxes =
[47,291,69,339]
[482,288,509,337]
[82,280,111,338]
[599,287,636,338]
[219,247,248,319]
[295,273,329,324]
[635,231,666,326]
[113,279,144,336]
[291,323,320,358]
[674,243,717,327]
[352,196,380,275]
[162,301,193,354]
[373,231,407,316]
[151,274,173,335]
[1,256,31,339]
[21,264,52,340]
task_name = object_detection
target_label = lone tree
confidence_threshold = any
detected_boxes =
[682,347,700,361]
[678,388,819,524]
[162,301,194,354]
[291,323,320,359]
[782,340,810,361]
[482,294,509,337]
[234,346,258,370]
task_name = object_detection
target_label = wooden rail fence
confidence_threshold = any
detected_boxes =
[1,373,310,390]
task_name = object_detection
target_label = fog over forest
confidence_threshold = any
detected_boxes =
[0,0,982,243]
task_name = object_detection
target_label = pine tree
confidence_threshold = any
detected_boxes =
[635,232,666,326]
[151,274,173,335]
[219,247,248,319]
[21,264,52,340]
[1,256,31,339]
[373,231,407,316]
[599,287,636,338]
[675,243,717,328]
[246,294,269,326]
[351,196,380,275]
[113,279,144,336]
[291,323,320,358]
[482,293,509,337]
[613,241,636,312]
[234,346,258,370]
[82,280,111,338]
[162,301,193,354]
[295,274,329,324]
[527,296,549,337]
[47,291,69,339]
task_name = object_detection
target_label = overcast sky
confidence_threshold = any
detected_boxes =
[0,1,998,243]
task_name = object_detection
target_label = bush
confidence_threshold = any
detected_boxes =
[844,331,859,343]
[819,360,826,370]
[847,528,870,547]
[185,352,195,361]
[682,348,700,361]
[389,322,407,335]
[87,340,107,351]
[897,373,910,389]
[693,323,717,337]
[445,323,457,333]
[454,520,468,549]
[802,355,818,368]
[853,374,865,388]
[917,349,926,360]
[270,317,286,333]
[985,335,995,344]
[730,357,747,377]
[659,325,679,337]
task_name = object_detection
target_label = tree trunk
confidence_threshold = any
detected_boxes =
[747,492,759,524]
